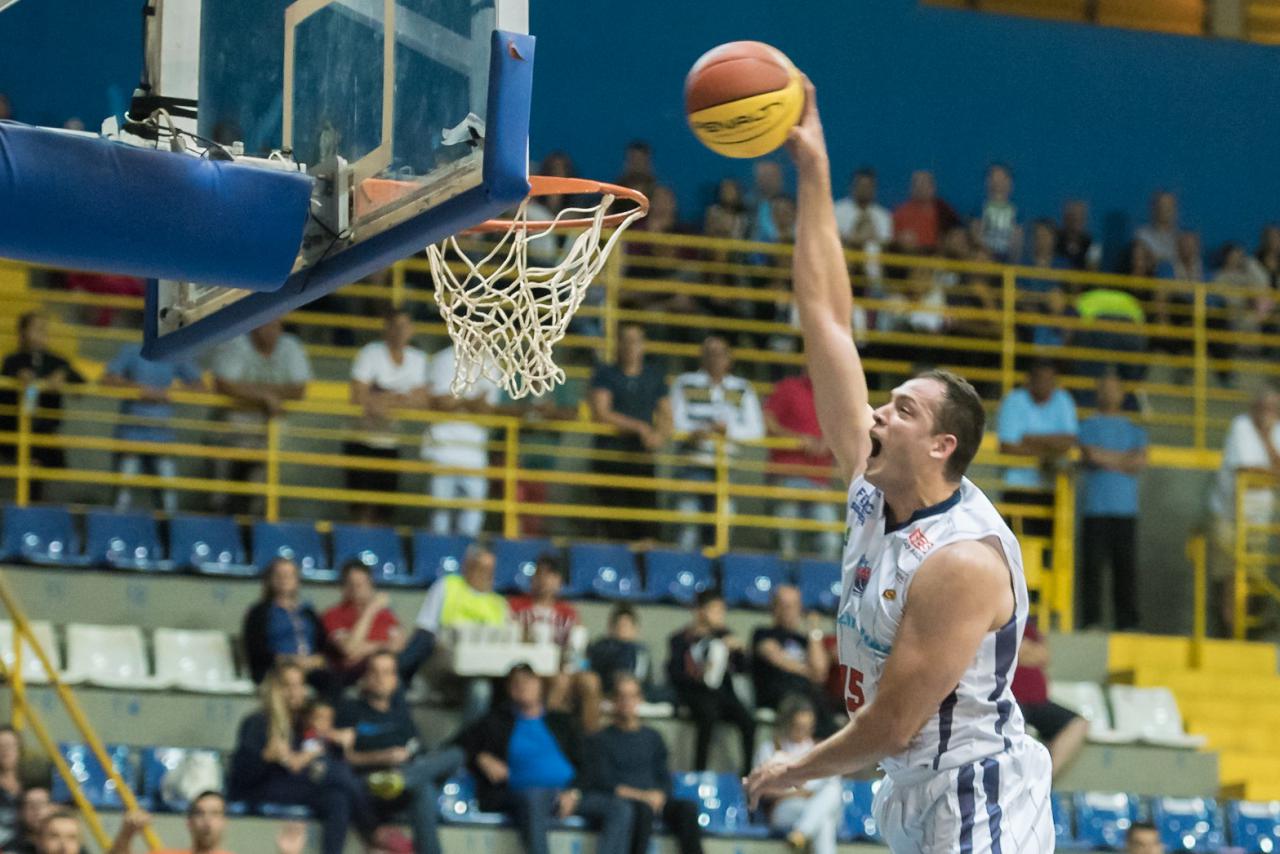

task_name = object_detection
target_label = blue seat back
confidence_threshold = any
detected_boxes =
[170,515,245,570]
[720,553,790,609]
[796,559,841,611]
[139,746,223,812]
[411,533,471,587]
[252,521,327,574]
[1153,797,1223,852]
[644,550,712,605]
[1227,800,1280,853]
[1073,792,1139,849]
[1051,791,1076,847]
[569,543,640,600]
[838,779,880,842]
[2,504,79,563]
[492,538,552,594]
[85,510,163,568]
[52,742,134,809]
[332,524,407,583]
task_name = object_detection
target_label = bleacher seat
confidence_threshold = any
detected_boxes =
[671,771,768,838]
[796,559,841,611]
[720,553,789,609]
[1226,799,1280,853]
[331,524,408,585]
[838,779,880,842]
[152,628,253,694]
[1049,681,1133,743]
[84,510,169,571]
[1072,791,1139,849]
[52,742,135,809]
[169,515,252,575]
[410,533,471,587]
[438,770,508,825]
[251,521,327,578]
[1051,791,1077,848]
[1151,797,1223,852]
[65,623,159,689]
[568,543,642,600]
[139,746,224,812]
[492,537,552,594]
[644,550,712,605]
[0,619,63,684]
[2,505,85,566]
[1108,685,1206,748]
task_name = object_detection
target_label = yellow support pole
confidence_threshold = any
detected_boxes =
[1187,534,1207,669]
[11,631,24,732]
[15,389,31,507]
[266,418,281,523]
[1234,475,1248,640]
[713,439,731,556]
[1052,470,1076,632]
[1000,269,1017,396]
[1192,285,1208,450]
[391,261,407,308]
[503,419,519,539]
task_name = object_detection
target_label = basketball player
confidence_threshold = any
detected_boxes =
[744,79,1054,852]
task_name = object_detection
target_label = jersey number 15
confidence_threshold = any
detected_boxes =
[839,664,865,715]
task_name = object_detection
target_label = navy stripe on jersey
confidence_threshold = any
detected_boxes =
[988,616,1018,750]
[958,763,976,853]
[932,689,959,770]
[981,756,1004,854]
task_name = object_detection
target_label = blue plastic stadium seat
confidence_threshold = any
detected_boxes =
[2,505,86,566]
[1226,800,1280,853]
[568,543,642,600]
[251,521,328,578]
[84,510,170,571]
[644,550,712,605]
[1153,797,1223,852]
[796,559,842,611]
[410,533,472,588]
[720,553,790,609]
[52,742,135,809]
[169,515,252,574]
[138,746,223,813]
[438,770,508,826]
[838,779,881,842]
[1051,790,1078,848]
[492,538,552,594]
[1073,791,1139,849]
[332,524,408,585]
[671,771,769,838]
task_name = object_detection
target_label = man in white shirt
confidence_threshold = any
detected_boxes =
[423,344,500,536]
[670,335,765,551]
[833,168,892,251]
[1135,190,1180,266]
[1209,384,1280,635]
[347,307,429,523]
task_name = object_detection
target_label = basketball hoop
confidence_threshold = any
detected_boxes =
[426,175,649,399]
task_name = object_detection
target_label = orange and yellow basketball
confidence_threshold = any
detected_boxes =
[684,40,804,159]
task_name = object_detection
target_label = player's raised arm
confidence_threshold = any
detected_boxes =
[785,79,873,486]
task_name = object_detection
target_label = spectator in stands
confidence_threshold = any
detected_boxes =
[414,542,509,722]
[666,590,755,776]
[1078,372,1148,630]
[975,163,1021,262]
[1248,225,1280,345]
[1209,384,1280,636]
[7,786,50,854]
[1019,219,1072,347]
[748,160,786,242]
[0,312,85,502]
[670,335,764,552]
[509,553,603,732]
[100,341,204,513]
[1012,618,1088,781]
[751,695,842,854]
[704,177,750,242]
[764,368,839,558]
[1226,241,1280,354]
[1126,821,1166,854]
[323,560,428,686]
[1056,199,1101,271]
[422,343,499,537]
[616,140,657,200]
[459,663,633,854]
[242,557,334,697]
[107,793,231,854]
[751,584,835,735]
[346,307,429,524]
[0,726,22,849]
[584,673,703,854]
[338,650,464,854]
[891,170,959,251]
[997,360,1078,498]
[210,319,311,514]
[834,167,892,251]
[1074,284,1148,384]
[587,604,654,697]
[1136,190,1181,266]
[229,662,375,854]
[588,323,671,542]
[32,809,82,854]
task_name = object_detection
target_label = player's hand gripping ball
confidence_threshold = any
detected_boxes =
[685,40,804,159]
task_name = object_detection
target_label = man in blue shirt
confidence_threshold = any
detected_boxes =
[1078,373,1148,630]
[997,361,1078,536]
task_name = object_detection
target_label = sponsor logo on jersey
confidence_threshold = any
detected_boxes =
[850,487,875,525]
[852,556,872,596]
[906,527,933,556]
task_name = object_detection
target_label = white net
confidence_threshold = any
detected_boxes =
[426,192,647,399]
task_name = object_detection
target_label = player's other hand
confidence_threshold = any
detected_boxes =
[784,76,828,175]
[744,755,798,809]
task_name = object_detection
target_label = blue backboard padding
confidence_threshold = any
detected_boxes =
[142,30,534,361]
[0,121,311,290]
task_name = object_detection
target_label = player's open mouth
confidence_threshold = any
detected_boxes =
[869,436,882,458]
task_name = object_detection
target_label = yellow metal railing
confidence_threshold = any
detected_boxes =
[1232,470,1280,639]
[0,571,161,851]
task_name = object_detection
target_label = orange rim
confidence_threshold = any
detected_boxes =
[463,175,650,233]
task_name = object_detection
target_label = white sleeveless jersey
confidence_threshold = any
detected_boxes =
[835,475,1030,777]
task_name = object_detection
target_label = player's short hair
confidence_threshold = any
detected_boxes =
[916,369,985,482]
[187,790,226,817]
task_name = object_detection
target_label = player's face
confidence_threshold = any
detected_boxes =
[187,795,227,848]
[865,378,952,490]
[38,817,81,854]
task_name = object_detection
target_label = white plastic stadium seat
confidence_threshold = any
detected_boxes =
[1048,681,1134,744]
[152,628,254,695]
[0,620,70,684]
[1107,685,1206,749]
[65,623,162,690]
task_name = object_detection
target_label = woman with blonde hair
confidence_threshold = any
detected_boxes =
[750,694,844,854]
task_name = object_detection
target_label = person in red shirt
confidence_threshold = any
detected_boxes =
[1011,619,1089,781]
[322,561,430,687]
[890,170,961,252]
[764,370,840,559]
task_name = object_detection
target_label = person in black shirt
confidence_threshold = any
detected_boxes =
[5,786,49,854]
[665,590,755,775]
[585,604,652,696]
[587,323,671,542]
[0,312,85,500]
[751,584,836,737]
[585,673,703,854]
[337,651,463,854]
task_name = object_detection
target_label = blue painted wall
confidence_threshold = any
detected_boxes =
[2,0,1278,260]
